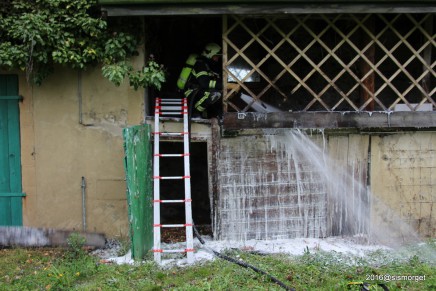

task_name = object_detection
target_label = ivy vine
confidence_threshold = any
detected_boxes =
[0,0,166,90]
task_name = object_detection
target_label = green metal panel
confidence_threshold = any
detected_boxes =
[0,75,24,226]
[123,124,153,260]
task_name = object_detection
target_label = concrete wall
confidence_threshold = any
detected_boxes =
[17,62,144,238]
[371,132,436,240]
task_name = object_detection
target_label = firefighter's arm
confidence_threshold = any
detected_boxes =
[196,71,223,90]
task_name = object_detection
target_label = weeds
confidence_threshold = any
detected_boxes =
[0,241,435,290]
[116,235,131,257]
[66,232,86,259]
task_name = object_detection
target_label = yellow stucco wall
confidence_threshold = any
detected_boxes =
[371,132,436,241]
[18,64,144,238]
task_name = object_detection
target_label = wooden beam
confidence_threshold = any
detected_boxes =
[360,15,375,111]
[209,118,220,237]
[422,14,433,98]
[222,111,436,130]
[103,5,436,17]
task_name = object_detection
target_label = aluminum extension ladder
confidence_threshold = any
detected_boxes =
[152,97,194,264]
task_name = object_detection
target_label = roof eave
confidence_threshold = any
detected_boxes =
[101,3,436,16]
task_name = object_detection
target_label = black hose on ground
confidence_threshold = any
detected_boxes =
[186,94,294,291]
[192,224,295,291]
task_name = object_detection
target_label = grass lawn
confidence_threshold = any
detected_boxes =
[0,239,435,290]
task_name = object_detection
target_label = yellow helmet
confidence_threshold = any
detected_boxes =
[202,43,221,59]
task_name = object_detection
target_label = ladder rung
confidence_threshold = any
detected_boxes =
[161,224,188,228]
[153,249,195,253]
[153,176,190,180]
[153,199,191,203]
[157,98,184,102]
[156,224,191,228]
[156,106,187,110]
[158,112,186,115]
[160,101,183,104]
[154,153,189,157]
[154,132,188,136]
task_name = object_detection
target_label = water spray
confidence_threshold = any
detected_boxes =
[187,95,294,290]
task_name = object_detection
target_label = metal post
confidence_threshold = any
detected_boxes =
[81,176,86,232]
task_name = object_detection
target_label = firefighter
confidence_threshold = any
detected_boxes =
[177,43,237,118]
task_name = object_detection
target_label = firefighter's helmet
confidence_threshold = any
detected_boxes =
[202,43,221,59]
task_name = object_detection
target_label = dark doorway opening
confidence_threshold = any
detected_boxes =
[158,141,211,242]
[145,16,222,114]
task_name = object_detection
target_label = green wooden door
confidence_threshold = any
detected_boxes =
[0,75,24,226]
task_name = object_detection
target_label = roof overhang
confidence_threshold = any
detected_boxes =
[98,1,436,16]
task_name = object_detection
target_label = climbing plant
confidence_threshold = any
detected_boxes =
[0,0,166,90]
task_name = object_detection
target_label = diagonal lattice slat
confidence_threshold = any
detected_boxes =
[223,14,435,113]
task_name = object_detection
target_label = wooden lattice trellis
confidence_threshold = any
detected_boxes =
[223,14,435,113]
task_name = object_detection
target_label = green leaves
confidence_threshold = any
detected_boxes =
[129,57,166,90]
[102,62,131,87]
[0,0,166,91]
[0,42,27,69]
[103,32,137,63]
[102,56,166,91]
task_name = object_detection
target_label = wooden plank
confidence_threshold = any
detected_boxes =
[209,118,221,236]
[0,226,106,248]
[327,135,369,236]
[123,124,153,260]
[326,135,350,236]
[103,5,436,17]
[421,14,433,99]
[360,15,375,111]
[223,15,229,113]
[99,0,436,4]
[222,111,436,130]
[347,134,370,234]
[10,197,23,226]
[0,198,11,226]
[7,100,21,194]
[0,101,9,193]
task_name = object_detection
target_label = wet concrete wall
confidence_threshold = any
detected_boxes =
[215,131,435,240]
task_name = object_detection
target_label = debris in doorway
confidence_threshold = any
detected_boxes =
[240,93,282,113]
[162,225,212,243]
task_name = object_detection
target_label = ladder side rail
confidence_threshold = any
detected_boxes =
[153,98,162,263]
[183,97,195,263]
